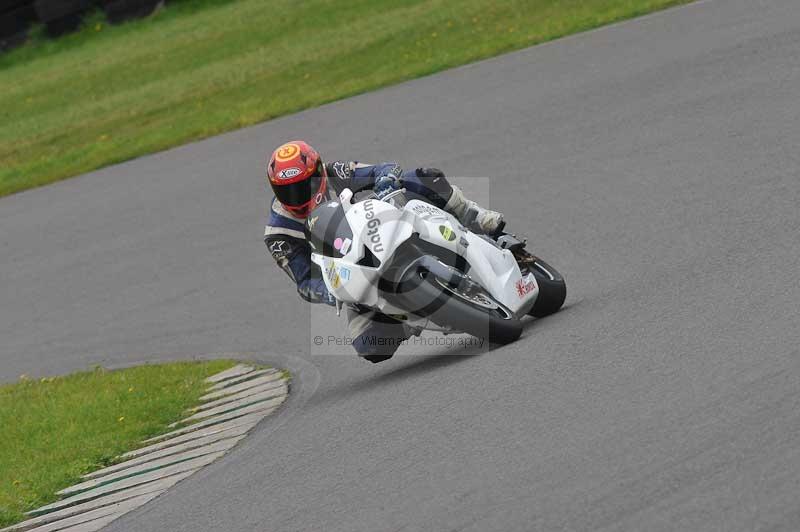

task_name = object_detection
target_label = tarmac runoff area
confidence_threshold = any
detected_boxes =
[1,364,288,532]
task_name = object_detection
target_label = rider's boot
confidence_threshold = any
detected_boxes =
[444,185,505,236]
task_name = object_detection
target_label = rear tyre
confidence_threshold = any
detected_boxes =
[527,258,566,318]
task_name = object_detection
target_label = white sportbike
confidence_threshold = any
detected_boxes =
[307,183,566,344]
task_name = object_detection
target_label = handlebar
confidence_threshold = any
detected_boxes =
[374,174,402,199]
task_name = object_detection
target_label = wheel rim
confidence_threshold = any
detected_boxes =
[432,276,515,320]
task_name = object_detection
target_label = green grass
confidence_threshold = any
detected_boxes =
[0,360,235,528]
[0,0,693,197]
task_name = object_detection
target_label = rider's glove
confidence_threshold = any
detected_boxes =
[323,290,336,306]
[316,281,336,306]
[374,174,400,199]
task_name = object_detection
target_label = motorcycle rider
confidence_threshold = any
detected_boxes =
[264,140,504,363]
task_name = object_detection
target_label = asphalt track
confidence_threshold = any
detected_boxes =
[2,0,800,530]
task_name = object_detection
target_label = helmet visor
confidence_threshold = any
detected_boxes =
[271,162,324,207]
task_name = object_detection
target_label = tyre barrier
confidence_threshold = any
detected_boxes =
[97,0,162,24]
[1,0,165,50]
[0,1,36,50]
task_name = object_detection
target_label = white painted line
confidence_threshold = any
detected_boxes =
[5,471,194,532]
[132,412,264,454]
[203,364,254,384]
[206,369,275,392]
[199,371,284,402]
[30,453,225,516]
[194,379,286,413]
[15,492,160,532]
[87,424,254,480]
[60,437,245,496]
[170,393,286,427]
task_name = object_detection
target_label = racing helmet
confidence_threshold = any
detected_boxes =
[267,140,328,218]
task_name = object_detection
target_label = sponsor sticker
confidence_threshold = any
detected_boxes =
[332,161,350,179]
[269,240,286,254]
[325,262,338,287]
[439,225,456,242]
[363,200,384,253]
[515,274,536,298]
[278,167,302,179]
[326,262,350,289]
[332,237,352,255]
[411,204,443,218]
[307,216,318,231]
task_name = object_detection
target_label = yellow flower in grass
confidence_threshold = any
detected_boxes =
[118,416,125,423]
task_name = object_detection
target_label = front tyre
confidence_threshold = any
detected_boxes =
[527,258,566,318]
[402,269,523,345]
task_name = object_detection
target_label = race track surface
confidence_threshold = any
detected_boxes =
[2,0,800,530]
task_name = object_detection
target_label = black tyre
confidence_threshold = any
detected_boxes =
[527,258,566,318]
[399,265,523,345]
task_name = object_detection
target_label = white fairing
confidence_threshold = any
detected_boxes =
[311,191,538,325]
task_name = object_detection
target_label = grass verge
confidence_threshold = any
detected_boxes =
[0,0,693,197]
[0,360,235,528]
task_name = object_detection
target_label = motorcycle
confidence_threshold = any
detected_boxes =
[306,180,566,344]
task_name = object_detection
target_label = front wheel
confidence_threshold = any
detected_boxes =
[399,267,523,345]
[526,258,566,318]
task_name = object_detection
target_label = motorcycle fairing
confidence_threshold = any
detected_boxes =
[310,192,538,318]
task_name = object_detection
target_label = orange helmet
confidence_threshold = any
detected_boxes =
[266,140,327,218]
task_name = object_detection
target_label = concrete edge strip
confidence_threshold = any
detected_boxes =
[3,365,289,532]
[167,394,284,428]
[203,364,255,384]
[121,413,265,459]
[198,371,284,402]
[60,437,247,496]
[194,377,285,411]
[205,368,276,392]
[1,471,195,532]
[140,404,275,444]
[171,386,287,426]
[19,493,161,532]
[31,452,227,516]
[84,423,254,480]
